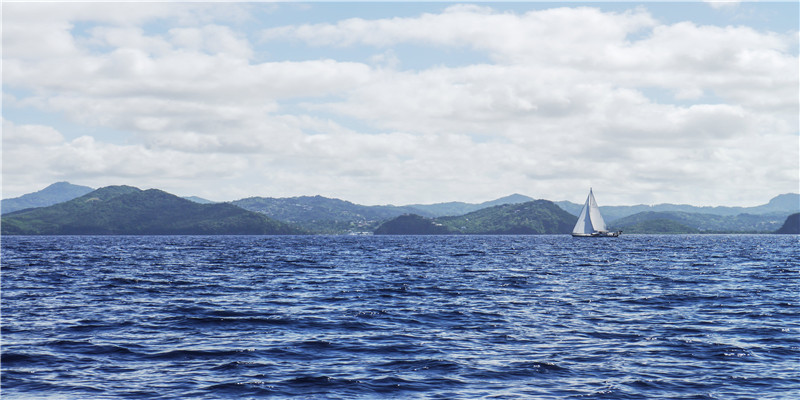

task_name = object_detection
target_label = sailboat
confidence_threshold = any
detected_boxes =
[571,188,621,237]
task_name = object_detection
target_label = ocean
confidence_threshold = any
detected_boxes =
[2,235,798,399]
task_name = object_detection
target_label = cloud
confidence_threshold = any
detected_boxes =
[703,0,742,10]
[262,7,797,107]
[262,5,658,65]
[2,3,797,205]
[2,123,254,199]
[168,25,254,59]
[2,119,65,146]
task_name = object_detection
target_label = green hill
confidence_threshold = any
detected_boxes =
[1,186,302,235]
[232,193,539,233]
[775,213,800,234]
[1,182,94,214]
[439,200,575,234]
[373,214,450,235]
[613,219,699,234]
[232,195,426,234]
[609,211,785,233]
[374,200,575,235]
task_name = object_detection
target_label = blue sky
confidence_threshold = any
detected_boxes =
[3,1,798,206]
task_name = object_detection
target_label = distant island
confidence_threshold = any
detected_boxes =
[1,182,798,235]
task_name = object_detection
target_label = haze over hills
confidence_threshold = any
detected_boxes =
[405,194,534,217]
[184,196,215,204]
[1,186,300,235]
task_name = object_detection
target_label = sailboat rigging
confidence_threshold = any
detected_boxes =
[572,189,621,237]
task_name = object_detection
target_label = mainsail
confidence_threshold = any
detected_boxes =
[572,188,608,235]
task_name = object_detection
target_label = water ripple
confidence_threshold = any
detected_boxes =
[2,235,799,399]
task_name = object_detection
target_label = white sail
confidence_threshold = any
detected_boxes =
[586,189,607,232]
[572,188,608,235]
[572,199,593,235]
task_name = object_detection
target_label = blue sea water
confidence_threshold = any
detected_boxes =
[1,235,798,399]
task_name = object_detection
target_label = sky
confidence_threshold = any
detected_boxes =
[2,1,798,206]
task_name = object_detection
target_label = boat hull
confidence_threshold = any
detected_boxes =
[572,231,621,237]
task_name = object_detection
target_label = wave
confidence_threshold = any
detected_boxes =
[2,235,798,399]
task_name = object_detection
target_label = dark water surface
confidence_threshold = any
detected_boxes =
[2,235,798,399]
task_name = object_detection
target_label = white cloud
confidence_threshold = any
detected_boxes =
[2,119,65,146]
[168,25,254,59]
[262,7,797,109]
[262,5,658,66]
[2,125,253,199]
[2,3,797,205]
[256,5,798,205]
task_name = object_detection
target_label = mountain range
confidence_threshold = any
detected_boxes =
[555,193,799,221]
[1,182,798,235]
[608,211,789,234]
[229,193,537,234]
[1,186,300,235]
[375,200,575,235]
[1,182,217,214]
[231,195,424,234]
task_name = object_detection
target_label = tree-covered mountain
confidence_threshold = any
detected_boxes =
[439,200,575,234]
[4,182,796,235]
[231,195,427,234]
[374,200,575,235]
[775,213,799,234]
[609,211,786,233]
[1,186,302,235]
[612,219,700,234]
[1,182,94,214]
[373,214,451,235]
[232,193,538,233]
[557,193,799,222]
